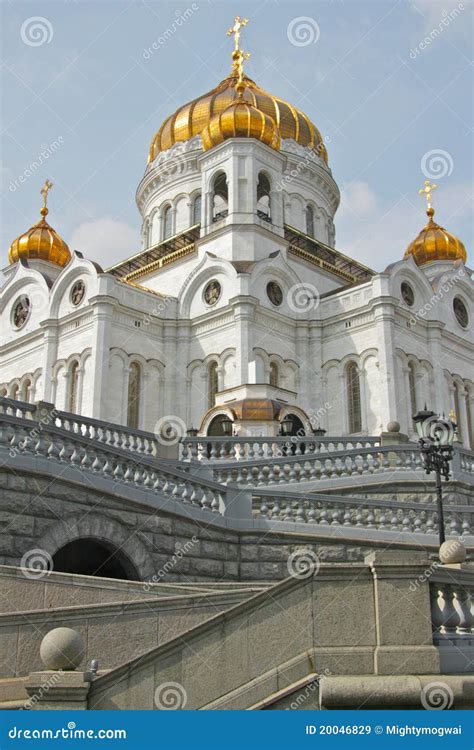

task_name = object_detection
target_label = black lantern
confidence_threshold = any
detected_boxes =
[220,416,233,436]
[280,415,293,436]
[186,427,199,437]
[412,407,457,546]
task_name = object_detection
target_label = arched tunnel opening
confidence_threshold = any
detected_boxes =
[52,538,140,581]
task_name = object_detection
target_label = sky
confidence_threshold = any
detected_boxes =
[1,0,473,271]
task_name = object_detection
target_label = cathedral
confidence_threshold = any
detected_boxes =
[0,16,473,713]
[1,20,472,447]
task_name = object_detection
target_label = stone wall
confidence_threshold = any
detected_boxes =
[0,468,440,585]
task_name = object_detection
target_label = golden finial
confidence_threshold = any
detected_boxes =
[227,16,248,52]
[418,179,437,218]
[40,179,53,218]
[227,16,250,90]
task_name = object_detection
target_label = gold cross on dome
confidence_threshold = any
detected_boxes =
[227,16,248,52]
[418,179,437,210]
[40,179,53,210]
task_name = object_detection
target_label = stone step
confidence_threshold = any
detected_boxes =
[0,677,28,704]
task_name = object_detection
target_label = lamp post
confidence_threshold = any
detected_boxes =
[412,407,457,545]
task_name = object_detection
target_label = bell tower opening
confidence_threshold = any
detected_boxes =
[52,539,139,581]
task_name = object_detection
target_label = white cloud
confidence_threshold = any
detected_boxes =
[70,218,139,268]
[339,181,377,219]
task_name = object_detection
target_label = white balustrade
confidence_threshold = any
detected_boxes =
[253,490,473,537]
[180,435,382,462]
[0,411,223,515]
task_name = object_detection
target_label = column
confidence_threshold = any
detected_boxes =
[373,301,398,430]
[39,321,59,403]
[426,322,446,415]
[89,298,114,420]
[295,321,310,411]
[457,384,469,448]
[230,296,257,384]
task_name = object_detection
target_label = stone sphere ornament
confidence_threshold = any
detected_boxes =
[386,421,401,433]
[439,539,467,565]
[40,627,85,671]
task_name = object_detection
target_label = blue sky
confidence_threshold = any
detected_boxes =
[1,0,472,270]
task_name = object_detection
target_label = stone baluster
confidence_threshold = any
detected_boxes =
[430,585,445,636]
[437,584,461,636]
[453,585,473,635]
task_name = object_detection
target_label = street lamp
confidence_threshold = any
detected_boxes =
[412,407,457,545]
[220,416,233,437]
[280,414,294,436]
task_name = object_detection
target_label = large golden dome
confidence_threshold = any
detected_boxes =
[404,207,467,267]
[202,97,280,152]
[148,73,327,163]
[8,181,71,268]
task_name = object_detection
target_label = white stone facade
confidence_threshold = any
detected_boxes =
[1,136,473,446]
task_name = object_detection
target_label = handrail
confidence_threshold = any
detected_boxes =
[0,412,226,514]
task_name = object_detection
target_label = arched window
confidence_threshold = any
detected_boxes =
[257,173,271,222]
[192,194,202,225]
[408,362,417,418]
[69,361,80,413]
[21,378,32,403]
[10,384,19,400]
[453,382,462,441]
[269,362,279,387]
[162,205,173,240]
[212,172,228,222]
[305,205,314,237]
[208,362,218,408]
[127,362,141,429]
[346,362,362,433]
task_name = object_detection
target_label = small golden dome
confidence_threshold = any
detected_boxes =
[148,73,326,162]
[201,98,281,152]
[404,207,467,266]
[8,181,71,268]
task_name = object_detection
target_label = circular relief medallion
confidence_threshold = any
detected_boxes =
[453,296,468,328]
[203,279,222,307]
[267,281,283,307]
[70,280,86,306]
[401,281,414,307]
[12,295,31,330]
